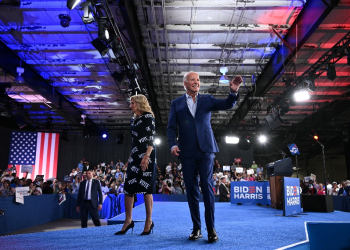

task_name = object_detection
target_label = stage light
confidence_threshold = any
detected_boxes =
[59,14,71,28]
[258,135,267,143]
[15,67,25,84]
[155,138,161,145]
[237,135,252,150]
[0,110,11,117]
[110,35,121,51]
[313,134,319,140]
[279,102,290,116]
[225,136,239,144]
[294,89,310,102]
[98,17,110,40]
[219,66,229,84]
[82,2,94,24]
[91,38,110,56]
[305,78,316,92]
[327,64,336,81]
[80,114,86,125]
[102,133,108,138]
[67,0,81,10]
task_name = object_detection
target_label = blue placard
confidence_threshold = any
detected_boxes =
[288,143,300,155]
[283,177,301,216]
[231,181,270,205]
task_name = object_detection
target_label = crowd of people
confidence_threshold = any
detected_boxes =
[1,159,350,199]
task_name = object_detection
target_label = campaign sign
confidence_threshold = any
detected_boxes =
[283,177,301,216]
[288,143,300,155]
[231,181,270,205]
[235,158,242,163]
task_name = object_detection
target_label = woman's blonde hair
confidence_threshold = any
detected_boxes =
[130,94,155,118]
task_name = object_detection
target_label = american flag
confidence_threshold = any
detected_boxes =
[8,131,59,179]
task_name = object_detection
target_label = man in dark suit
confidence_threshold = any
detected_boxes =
[82,162,90,173]
[76,170,103,228]
[167,71,241,243]
[219,176,230,202]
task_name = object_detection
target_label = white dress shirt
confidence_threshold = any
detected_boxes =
[85,179,92,200]
[185,93,198,117]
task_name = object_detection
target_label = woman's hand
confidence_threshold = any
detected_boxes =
[140,155,149,171]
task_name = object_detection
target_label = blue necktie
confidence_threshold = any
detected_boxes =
[85,180,90,200]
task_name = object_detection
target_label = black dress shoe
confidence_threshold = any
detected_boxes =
[189,229,202,241]
[207,228,219,243]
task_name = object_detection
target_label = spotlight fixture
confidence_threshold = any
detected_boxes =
[237,135,252,150]
[305,78,316,92]
[110,35,121,51]
[294,89,310,102]
[258,135,267,143]
[66,0,82,10]
[59,14,71,28]
[312,134,319,140]
[80,114,86,125]
[225,136,239,144]
[81,2,94,24]
[102,132,108,139]
[279,102,290,116]
[0,110,11,117]
[91,38,110,56]
[155,138,161,145]
[219,66,229,84]
[15,67,25,84]
[97,17,110,40]
[327,64,336,81]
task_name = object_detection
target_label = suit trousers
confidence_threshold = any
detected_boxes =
[81,200,101,228]
[181,149,215,229]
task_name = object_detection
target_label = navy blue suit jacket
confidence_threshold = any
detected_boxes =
[167,93,239,159]
[77,179,103,209]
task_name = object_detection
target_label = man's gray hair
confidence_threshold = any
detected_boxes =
[183,71,197,90]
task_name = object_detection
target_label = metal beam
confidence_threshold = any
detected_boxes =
[118,0,162,126]
[228,0,341,126]
[0,40,84,124]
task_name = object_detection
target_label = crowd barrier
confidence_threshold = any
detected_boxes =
[1,192,349,235]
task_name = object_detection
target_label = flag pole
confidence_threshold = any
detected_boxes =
[295,154,299,178]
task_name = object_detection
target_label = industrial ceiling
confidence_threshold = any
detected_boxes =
[0,0,350,157]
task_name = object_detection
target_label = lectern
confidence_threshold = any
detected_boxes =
[267,158,293,210]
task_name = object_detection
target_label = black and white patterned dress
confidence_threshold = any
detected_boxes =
[124,112,156,194]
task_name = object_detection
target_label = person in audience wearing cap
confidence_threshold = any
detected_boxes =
[219,176,230,202]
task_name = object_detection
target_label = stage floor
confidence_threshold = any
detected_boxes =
[0,202,348,250]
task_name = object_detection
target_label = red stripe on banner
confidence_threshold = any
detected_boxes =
[46,133,53,179]
[16,165,21,177]
[53,133,59,178]
[38,133,46,177]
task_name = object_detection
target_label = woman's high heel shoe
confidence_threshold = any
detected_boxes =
[114,220,134,235]
[140,221,154,235]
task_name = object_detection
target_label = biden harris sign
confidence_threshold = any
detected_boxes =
[283,177,301,216]
[231,182,270,205]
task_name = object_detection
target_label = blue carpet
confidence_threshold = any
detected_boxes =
[0,202,349,250]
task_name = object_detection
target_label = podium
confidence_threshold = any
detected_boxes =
[267,158,294,210]
[269,176,284,209]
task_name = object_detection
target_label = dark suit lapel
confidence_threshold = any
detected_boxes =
[181,94,193,117]
[195,94,203,116]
